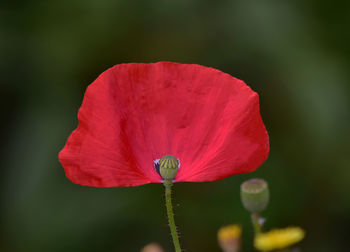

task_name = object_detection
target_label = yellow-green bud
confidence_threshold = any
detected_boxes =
[241,178,269,214]
[217,224,242,252]
[141,243,164,252]
[159,155,179,181]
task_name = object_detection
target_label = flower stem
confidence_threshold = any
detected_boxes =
[164,180,182,252]
[251,213,262,235]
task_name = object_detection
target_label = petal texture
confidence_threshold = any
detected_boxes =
[59,62,269,187]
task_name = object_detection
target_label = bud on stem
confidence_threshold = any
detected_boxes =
[240,178,269,214]
[159,155,180,181]
[217,224,242,252]
[157,155,182,252]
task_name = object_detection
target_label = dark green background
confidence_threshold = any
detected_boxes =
[1,0,349,251]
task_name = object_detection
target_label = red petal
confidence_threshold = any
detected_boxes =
[59,62,269,187]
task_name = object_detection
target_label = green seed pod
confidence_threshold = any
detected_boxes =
[240,178,269,213]
[159,155,179,181]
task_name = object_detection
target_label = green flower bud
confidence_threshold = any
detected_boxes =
[240,178,269,213]
[159,155,179,181]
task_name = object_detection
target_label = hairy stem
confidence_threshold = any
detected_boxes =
[164,181,182,252]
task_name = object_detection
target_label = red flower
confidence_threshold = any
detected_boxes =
[59,62,269,187]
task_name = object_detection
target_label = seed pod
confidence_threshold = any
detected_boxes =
[159,155,180,181]
[241,178,269,213]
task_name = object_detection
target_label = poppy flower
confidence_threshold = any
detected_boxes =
[59,62,269,187]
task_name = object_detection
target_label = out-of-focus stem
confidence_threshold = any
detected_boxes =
[251,213,262,235]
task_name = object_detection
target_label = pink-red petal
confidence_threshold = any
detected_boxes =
[59,62,269,187]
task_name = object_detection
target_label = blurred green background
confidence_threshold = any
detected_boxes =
[1,0,349,251]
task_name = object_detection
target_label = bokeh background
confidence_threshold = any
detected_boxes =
[1,0,349,251]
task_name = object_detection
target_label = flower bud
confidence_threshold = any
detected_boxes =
[141,243,164,252]
[240,178,269,213]
[159,155,180,181]
[217,224,242,252]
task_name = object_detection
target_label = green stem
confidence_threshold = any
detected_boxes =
[251,213,262,235]
[164,180,182,252]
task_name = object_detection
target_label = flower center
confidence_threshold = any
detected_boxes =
[154,155,180,181]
